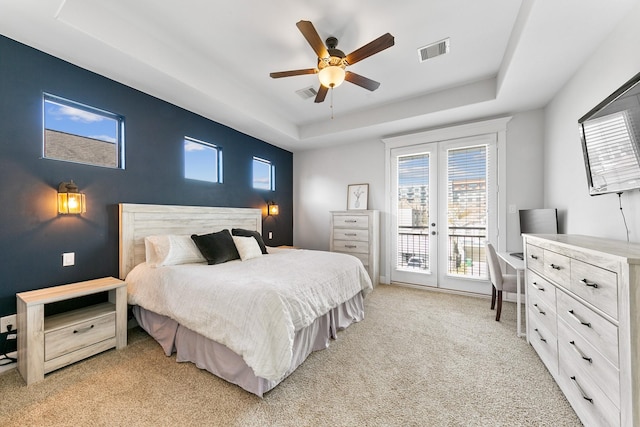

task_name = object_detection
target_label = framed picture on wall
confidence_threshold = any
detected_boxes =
[347,184,369,210]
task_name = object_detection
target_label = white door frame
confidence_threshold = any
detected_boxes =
[382,116,511,292]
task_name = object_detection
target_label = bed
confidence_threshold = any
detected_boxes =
[119,203,373,396]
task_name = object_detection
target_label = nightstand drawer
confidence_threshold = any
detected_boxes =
[332,229,369,242]
[45,305,116,361]
[570,258,618,320]
[333,215,369,228]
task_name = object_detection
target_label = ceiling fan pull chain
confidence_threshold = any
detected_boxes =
[330,87,334,119]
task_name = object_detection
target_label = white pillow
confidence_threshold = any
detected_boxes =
[232,235,263,261]
[144,235,206,267]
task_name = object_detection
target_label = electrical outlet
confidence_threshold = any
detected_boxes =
[1,314,16,332]
[268,231,273,240]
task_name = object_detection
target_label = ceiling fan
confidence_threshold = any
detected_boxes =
[270,20,395,103]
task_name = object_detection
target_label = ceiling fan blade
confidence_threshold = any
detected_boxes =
[345,33,394,65]
[314,85,328,103]
[270,69,317,79]
[296,20,329,58]
[345,71,380,91]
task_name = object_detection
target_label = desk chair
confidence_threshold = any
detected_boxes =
[486,243,518,321]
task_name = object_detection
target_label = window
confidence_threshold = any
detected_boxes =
[253,157,275,190]
[184,137,223,183]
[43,94,124,168]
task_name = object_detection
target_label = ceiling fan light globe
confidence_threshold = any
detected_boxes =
[318,66,345,88]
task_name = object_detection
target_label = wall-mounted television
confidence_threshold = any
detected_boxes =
[578,71,640,196]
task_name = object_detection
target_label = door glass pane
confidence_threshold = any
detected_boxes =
[397,154,430,271]
[447,146,487,278]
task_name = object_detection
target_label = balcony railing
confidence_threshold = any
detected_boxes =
[397,226,486,278]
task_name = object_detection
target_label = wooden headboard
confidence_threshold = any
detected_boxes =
[119,203,262,279]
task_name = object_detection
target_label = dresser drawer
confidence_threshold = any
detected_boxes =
[528,310,558,377]
[543,250,570,285]
[556,290,619,367]
[558,318,620,407]
[569,259,618,320]
[332,229,369,242]
[344,252,369,267]
[332,215,369,228]
[331,240,369,255]
[527,270,556,309]
[558,362,620,427]
[528,290,557,336]
[45,311,116,361]
[526,244,544,274]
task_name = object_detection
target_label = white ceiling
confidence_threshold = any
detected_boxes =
[0,0,637,152]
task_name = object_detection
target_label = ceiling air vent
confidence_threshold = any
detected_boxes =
[418,38,450,63]
[296,86,318,100]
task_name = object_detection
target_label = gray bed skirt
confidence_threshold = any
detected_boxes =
[132,291,365,397]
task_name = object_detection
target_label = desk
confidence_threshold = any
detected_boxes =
[496,252,525,338]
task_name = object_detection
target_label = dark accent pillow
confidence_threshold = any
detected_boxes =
[232,228,268,254]
[191,229,240,265]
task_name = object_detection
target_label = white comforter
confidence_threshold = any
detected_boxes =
[126,248,372,381]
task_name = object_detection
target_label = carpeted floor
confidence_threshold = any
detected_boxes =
[0,285,581,426]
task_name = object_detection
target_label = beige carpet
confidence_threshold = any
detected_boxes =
[0,285,581,426]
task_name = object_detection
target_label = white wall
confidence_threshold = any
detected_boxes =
[504,109,545,251]
[293,110,544,283]
[545,2,640,242]
[293,140,385,251]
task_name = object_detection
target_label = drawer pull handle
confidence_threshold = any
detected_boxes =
[534,328,546,343]
[73,325,95,334]
[580,278,599,289]
[530,254,538,260]
[568,310,592,328]
[345,220,357,223]
[345,245,357,249]
[570,376,593,404]
[549,263,561,270]
[533,303,546,315]
[344,233,357,236]
[569,341,593,363]
[531,281,545,292]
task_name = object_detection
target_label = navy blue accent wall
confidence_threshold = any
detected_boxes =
[0,36,293,316]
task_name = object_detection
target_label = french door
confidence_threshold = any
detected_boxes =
[390,134,496,292]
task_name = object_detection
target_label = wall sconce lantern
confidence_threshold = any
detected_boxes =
[58,180,86,214]
[267,201,279,216]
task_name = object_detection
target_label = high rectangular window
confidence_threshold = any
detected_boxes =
[253,157,275,190]
[184,137,223,183]
[43,94,124,168]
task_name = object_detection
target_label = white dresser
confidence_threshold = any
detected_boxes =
[330,210,380,287]
[524,234,640,427]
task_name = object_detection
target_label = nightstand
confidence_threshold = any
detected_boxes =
[16,277,127,384]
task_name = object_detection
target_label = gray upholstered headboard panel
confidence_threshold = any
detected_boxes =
[119,203,262,279]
